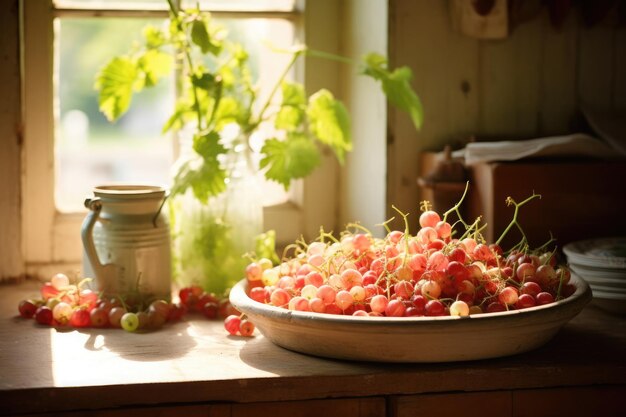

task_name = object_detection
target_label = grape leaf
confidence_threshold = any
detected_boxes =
[138,49,173,87]
[143,25,167,49]
[275,82,306,130]
[306,89,352,163]
[218,64,235,88]
[171,158,228,203]
[95,56,139,122]
[162,100,195,133]
[275,106,302,131]
[193,131,226,160]
[191,160,228,202]
[213,97,248,130]
[282,81,306,106]
[191,19,220,55]
[362,52,423,130]
[260,134,321,189]
[191,71,219,93]
[232,44,249,65]
[171,131,228,202]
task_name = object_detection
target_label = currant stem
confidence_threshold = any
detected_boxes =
[495,193,541,247]
[166,1,204,130]
[442,181,470,226]
[535,232,556,253]
[345,222,373,236]
[254,50,301,128]
[378,217,395,234]
[391,205,411,265]
[306,48,355,65]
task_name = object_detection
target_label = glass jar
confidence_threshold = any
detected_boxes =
[170,136,263,295]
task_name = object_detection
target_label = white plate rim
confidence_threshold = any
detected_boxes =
[563,237,626,269]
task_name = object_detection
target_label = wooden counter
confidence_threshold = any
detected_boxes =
[1,281,625,417]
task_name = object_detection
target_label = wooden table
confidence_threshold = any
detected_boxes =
[1,281,625,417]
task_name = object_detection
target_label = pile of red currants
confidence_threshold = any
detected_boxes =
[17,274,253,335]
[243,207,576,318]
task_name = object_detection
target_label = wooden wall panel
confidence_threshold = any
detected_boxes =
[613,26,626,111]
[578,24,616,113]
[538,13,578,135]
[390,2,625,211]
[388,0,479,229]
[441,14,480,148]
[0,0,23,281]
[479,14,543,138]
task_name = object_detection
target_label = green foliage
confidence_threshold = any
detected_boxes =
[190,17,222,55]
[95,56,139,122]
[213,97,246,130]
[362,52,424,130]
[143,25,167,49]
[138,50,173,87]
[306,89,352,164]
[260,134,321,188]
[170,131,227,202]
[171,156,227,204]
[275,82,306,130]
[179,212,237,295]
[255,230,281,265]
[192,130,225,160]
[95,2,423,199]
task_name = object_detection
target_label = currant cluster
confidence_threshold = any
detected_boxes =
[17,273,187,332]
[17,274,251,335]
[244,207,575,318]
[178,285,234,319]
[177,285,255,336]
[224,314,256,336]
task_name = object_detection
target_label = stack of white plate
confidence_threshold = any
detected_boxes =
[563,237,626,314]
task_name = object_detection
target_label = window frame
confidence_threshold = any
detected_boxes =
[21,0,342,278]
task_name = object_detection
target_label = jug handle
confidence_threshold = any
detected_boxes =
[152,190,170,228]
[81,197,106,279]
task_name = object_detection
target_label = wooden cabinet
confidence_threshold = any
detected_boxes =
[18,399,386,417]
[391,387,626,417]
[392,392,511,417]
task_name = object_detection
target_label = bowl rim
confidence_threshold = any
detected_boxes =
[230,273,592,328]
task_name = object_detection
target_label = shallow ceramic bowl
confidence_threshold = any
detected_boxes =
[230,274,592,363]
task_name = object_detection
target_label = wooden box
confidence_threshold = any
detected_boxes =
[418,152,626,251]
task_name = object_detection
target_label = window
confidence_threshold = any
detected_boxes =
[55,16,175,212]
[22,0,345,277]
[55,15,295,211]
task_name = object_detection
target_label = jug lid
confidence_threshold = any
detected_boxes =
[93,184,167,200]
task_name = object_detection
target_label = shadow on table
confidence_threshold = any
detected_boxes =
[237,333,389,376]
[80,320,197,362]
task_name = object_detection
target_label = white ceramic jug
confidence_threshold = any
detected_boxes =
[81,185,172,301]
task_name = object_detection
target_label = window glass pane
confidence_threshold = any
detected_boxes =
[55,18,174,212]
[53,0,296,12]
[55,16,295,212]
